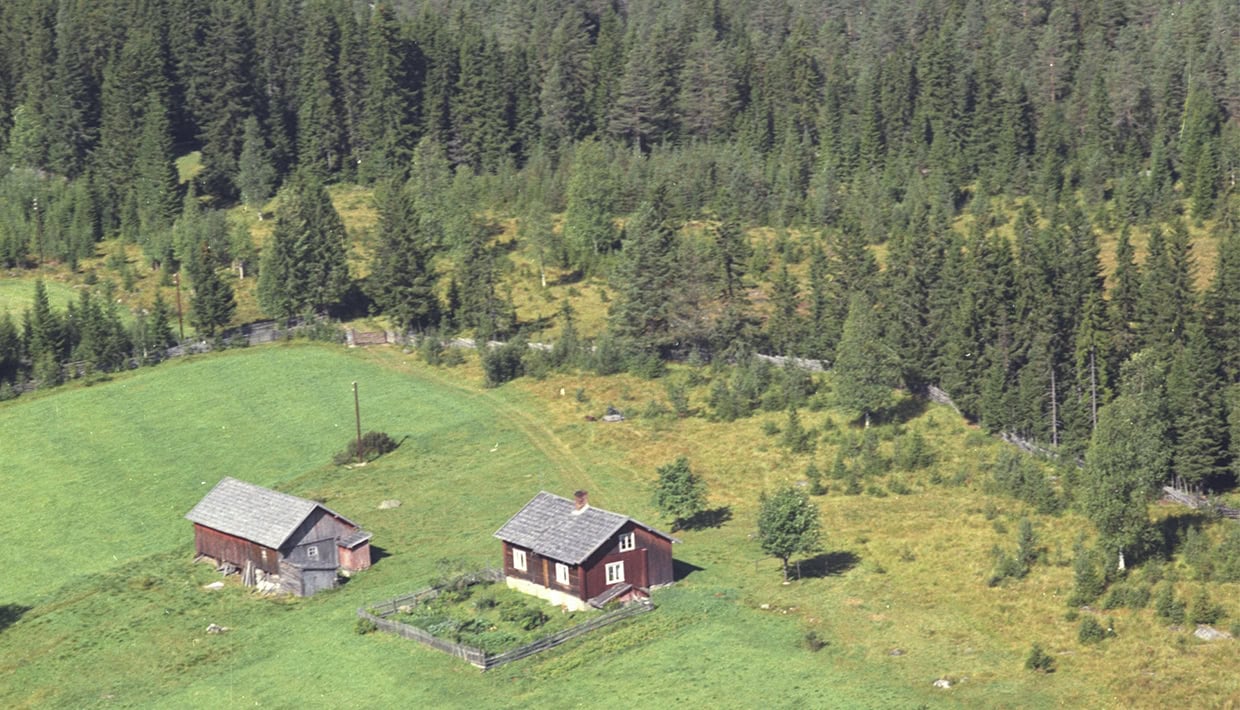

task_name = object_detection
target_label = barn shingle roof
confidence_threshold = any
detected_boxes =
[494,491,676,565]
[185,477,358,550]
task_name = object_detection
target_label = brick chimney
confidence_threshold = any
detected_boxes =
[572,490,589,514]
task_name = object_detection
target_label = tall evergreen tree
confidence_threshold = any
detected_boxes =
[297,2,348,178]
[185,242,235,338]
[368,180,441,333]
[562,139,619,274]
[195,0,256,197]
[257,173,350,318]
[236,115,277,210]
[1166,318,1227,488]
[834,292,898,428]
[134,92,181,237]
[609,188,679,357]
[357,4,419,183]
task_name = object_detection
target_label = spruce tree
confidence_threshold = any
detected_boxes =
[1166,319,1227,488]
[562,138,619,274]
[185,243,235,338]
[368,181,441,334]
[609,189,678,357]
[135,92,180,237]
[296,2,347,178]
[834,293,898,428]
[236,115,277,210]
[257,173,350,318]
[357,4,418,183]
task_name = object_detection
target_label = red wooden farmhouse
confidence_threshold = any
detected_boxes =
[186,477,372,596]
[494,490,678,611]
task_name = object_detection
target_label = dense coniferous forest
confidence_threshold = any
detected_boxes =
[2,0,1240,507]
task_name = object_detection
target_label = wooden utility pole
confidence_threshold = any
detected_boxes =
[353,381,363,463]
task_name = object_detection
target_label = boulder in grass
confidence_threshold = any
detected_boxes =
[1194,625,1232,642]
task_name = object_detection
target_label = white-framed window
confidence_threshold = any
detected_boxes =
[306,545,319,559]
[512,548,527,572]
[555,562,570,585]
[605,561,625,584]
[618,532,635,552]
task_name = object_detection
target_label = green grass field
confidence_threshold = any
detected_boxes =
[0,276,78,319]
[3,344,1240,708]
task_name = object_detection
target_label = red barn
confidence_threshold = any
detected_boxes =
[494,491,678,611]
[185,477,372,596]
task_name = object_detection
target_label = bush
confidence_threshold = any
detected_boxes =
[1067,545,1105,607]
[803,630,826,652]
[989,449,1061,514]
[805,462,826,496]
[334,431,399,465]
[498,601,548,631]
[355,617,378,635]
[1025,643,1055,673]
[1078,616,1109,644]
[481,338,526,387]
[893,430,934,470]
[1102,583,1151,610]
[1188,587,1226,625]
[1154,584,1186,624]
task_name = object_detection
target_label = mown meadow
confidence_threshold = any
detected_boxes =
[2,342,1239,707]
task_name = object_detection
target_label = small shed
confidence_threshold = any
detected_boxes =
[494,491,678,611]
[185,477,372,596]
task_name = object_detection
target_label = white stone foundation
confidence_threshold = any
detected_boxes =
[505,576,591,612]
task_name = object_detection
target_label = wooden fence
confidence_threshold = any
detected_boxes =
[360,572,654,670]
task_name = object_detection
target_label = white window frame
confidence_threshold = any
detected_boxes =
[512,548,527,572]
[605,561,625,584]
[306,545,319,560]
[555,562,570,585]
[618,532,636,552]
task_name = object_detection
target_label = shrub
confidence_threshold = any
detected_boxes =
[893,430,934,470]
[1188,587,1226,625]
[499,601,548,631]
[1154,584,1186,624]
[989,449,1061,514]
[355,617,378,635]
[333,431,399,465]
[481,338,526,387]
[803,630,826,652]
[1102,583,1151,610]
[988,549,1027,587]
[1078,616,1108,644]
[664,379,691,418]
[805,462,827,496]
[1068,546,1105,607]
[1025,643,1055,672]
[844,476,862,495]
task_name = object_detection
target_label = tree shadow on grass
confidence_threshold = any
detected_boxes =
[680,506,733,531]
[795,551,861,579]
[881,396,927,426]
[0,604,30,634]
[673,559,705,583]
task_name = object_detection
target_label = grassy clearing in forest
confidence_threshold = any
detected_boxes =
[4,344,1240,708]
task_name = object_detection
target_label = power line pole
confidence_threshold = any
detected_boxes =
[353,381,363,463]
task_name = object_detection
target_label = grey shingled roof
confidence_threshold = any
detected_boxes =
[185,477,356,549]
[494,491,676,565]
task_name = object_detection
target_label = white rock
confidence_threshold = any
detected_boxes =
[378,499,402,509]
[933,679,952,689]
[203,581,225,590]
[1195,625,1233,642]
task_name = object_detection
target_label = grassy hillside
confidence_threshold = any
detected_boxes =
[2,344,1239,707]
